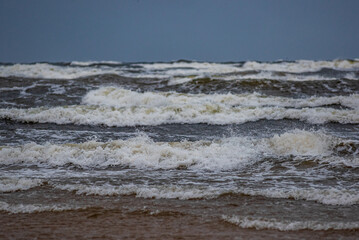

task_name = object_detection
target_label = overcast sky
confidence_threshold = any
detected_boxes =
[1,0,359,63]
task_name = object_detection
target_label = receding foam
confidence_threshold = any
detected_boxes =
[54,183,222,200]
[0,201,87,214]
[0,178,43,193]
[222,215,359,231]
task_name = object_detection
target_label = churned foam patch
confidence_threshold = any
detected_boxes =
[222,215,359,231]
[0,135,257,170]
[0,201,87,214]
[267,130,333,156]
[54,183,223,200]
[0,178,43,193]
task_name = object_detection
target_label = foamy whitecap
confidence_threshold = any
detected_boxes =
[54,183,222,200]
[0,136,257,170]
[1,60,358,80]
[0,130,354,169]
[0,63,122,79]
[222,215,359,231]
[241,59,359,73]
[0,201,87,214]
[70,61,122,66]
[239,187,359,205]
[267,130,333,156]
[83,87,359,109]
[1,87,357,127]
[53,182,359,205]
[1,104,358,126]
[214,72,340,82]
[134,62,240,77]
[0,178,43,193]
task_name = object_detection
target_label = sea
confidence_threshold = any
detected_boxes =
[0,59,359,239]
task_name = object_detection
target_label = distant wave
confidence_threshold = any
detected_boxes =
[1,59,358,80]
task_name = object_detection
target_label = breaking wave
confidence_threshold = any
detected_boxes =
[0,130,356,169]
[1,88,358,126]
[83,87,359,109]
[1,104,357,126]
[240,59,359,73]
[0,135,257,169]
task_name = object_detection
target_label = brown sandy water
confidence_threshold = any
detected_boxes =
[1,188,359,239]
[1,196,359,240]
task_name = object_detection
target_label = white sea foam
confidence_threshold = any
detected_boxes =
[0,201,87,214]
[83,87,359,109]
[222,215,359,231]
[202,73,339,83]
[52,177,359,205]
[167,71,346,85]
[267,130,333,156]
[0,135,257,169]
[1,60,358,80]
[0,178,43,193]
[241,59,359,73]
[239,187,359,205]
[53,183,359,205]
[54,183,222,200]
[70,61,122,66]
[1,87,359,127]
[134,62,240,76]
[1,103,358,126]
[0,130,352,169]
[0,63,122,79]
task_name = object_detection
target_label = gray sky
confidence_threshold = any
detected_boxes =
[1,0,359,63]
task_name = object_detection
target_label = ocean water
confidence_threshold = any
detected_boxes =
[0,60,359,239]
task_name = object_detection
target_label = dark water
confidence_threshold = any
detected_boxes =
[0,60,359,239]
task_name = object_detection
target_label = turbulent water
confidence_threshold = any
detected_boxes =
[0,60,359,238]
